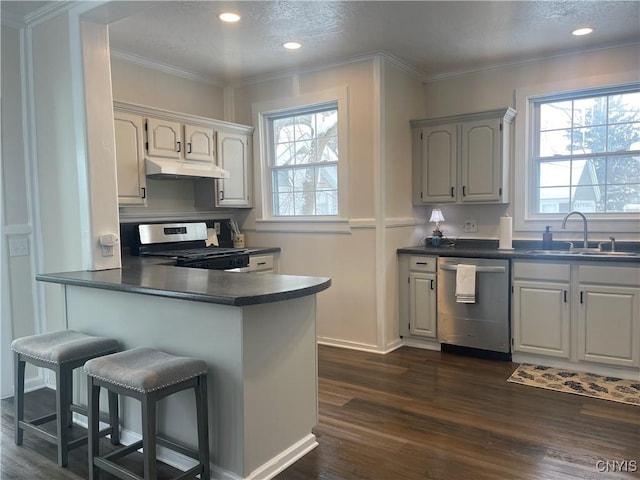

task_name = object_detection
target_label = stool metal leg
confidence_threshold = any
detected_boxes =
[108,391,119,445]
[14,352,25,446]
[55,364,70,467]
[196,374,210,480]
[141,393,157,480]
[87,378,101,480]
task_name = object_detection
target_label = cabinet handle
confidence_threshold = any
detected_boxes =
[462,186,467,196]
[563,290,567,303]
[416,262,428,265]
[450,186,455,197]
[176,141,181,153]
[430,279,435,290]
[257,262,267,266]
[141,187,146,199]
[219,190,224,201]
[580,291,584,304]
[187,142,192,154]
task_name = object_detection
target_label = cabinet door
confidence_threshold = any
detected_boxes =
[419,124,457,203]
[513,280,570,358]
[217,132,251,207]
[578,284,640,367]
[460,117,502,202]
[409,272,437,338]
[184,124,215,163]
[146,118,182,159]
[114,111,146,205]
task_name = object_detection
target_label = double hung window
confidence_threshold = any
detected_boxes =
[532,86,640,214]
[267,105,339,217]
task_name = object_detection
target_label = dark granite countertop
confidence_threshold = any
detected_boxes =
[398,239,640,263]
[36,260,330,307]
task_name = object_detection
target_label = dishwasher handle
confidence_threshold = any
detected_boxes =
[439,264,506,273]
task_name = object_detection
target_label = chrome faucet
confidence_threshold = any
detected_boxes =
[561,211,589,249]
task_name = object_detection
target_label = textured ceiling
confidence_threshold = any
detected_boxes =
[3,1,639,83]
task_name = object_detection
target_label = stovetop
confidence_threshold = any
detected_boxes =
[141,247,249,260]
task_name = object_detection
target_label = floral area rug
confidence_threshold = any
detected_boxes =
[508,364,640,406]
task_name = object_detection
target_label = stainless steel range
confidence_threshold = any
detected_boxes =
[132,222,249,270]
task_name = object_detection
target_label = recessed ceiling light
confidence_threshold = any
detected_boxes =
[283,41,302,50]
[219,12,241,23]
[572,26,594,36]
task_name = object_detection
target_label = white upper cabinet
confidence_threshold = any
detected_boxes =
[216,131,251,207]
[114,110,146,205]
[147,118,215,164]
[184,124,215,163]
[412,107,516,205]
[146,118,182,159]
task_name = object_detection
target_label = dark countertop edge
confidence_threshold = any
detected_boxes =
[397,246,640,263]
[35,271,331,307]
[245,247,281,255]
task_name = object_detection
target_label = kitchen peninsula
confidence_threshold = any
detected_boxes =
[36,263,331,480]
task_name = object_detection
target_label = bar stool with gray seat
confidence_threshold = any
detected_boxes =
[11,329,120,467]
[84,347,210,480]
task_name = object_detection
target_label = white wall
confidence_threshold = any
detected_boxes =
[1,24,38,397]
[232,57,422,351]
[418,44,640,242]
[382,60,427,347]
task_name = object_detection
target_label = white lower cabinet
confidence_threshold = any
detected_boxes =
[577,265,640,368]
[513,280,570,358]
[409,271,437,338]
[401,256,437,339]
[512,262,571,358]
[513,261,640,369]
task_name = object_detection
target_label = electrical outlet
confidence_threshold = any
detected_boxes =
[463,220,478,233]
[9,238,29,257]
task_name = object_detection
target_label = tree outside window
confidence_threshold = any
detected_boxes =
[269,106,339,216]
[534,89,640,214]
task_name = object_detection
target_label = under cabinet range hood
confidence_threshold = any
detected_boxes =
[145,158,230,179]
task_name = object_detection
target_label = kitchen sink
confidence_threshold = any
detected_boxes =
[526,249,640,258]
[578,251,640,257]
[526,250,574,255]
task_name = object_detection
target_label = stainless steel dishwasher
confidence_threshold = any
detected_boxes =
[437,257,510,356]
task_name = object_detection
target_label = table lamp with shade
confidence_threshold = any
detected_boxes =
[429,208,445,247]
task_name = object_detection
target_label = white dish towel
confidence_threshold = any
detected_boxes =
[455,264,476,303]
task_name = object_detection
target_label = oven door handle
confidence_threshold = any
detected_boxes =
[439,264,506,273]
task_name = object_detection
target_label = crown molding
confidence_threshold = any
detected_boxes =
[24,1,80,27]
[232,50,423,88]
[110,49,225,87]
[422,41,640,83]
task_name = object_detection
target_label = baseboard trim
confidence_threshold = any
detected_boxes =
[245,433,318,480]
[71,419,315,479]
[317,337,386,353]
[401,337,441,351]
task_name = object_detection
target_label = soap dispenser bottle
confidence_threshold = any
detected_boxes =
[542,226,553,249]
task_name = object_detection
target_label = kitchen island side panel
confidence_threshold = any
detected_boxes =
[63,283,320,479]
[243,297,318,477]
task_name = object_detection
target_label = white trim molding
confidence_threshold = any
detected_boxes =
[514,77,640,238]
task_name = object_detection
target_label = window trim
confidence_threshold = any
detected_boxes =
[514,80,640,234]
[252,86,350,233]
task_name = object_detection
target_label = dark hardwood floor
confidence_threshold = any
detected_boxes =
[2,345,639,479]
